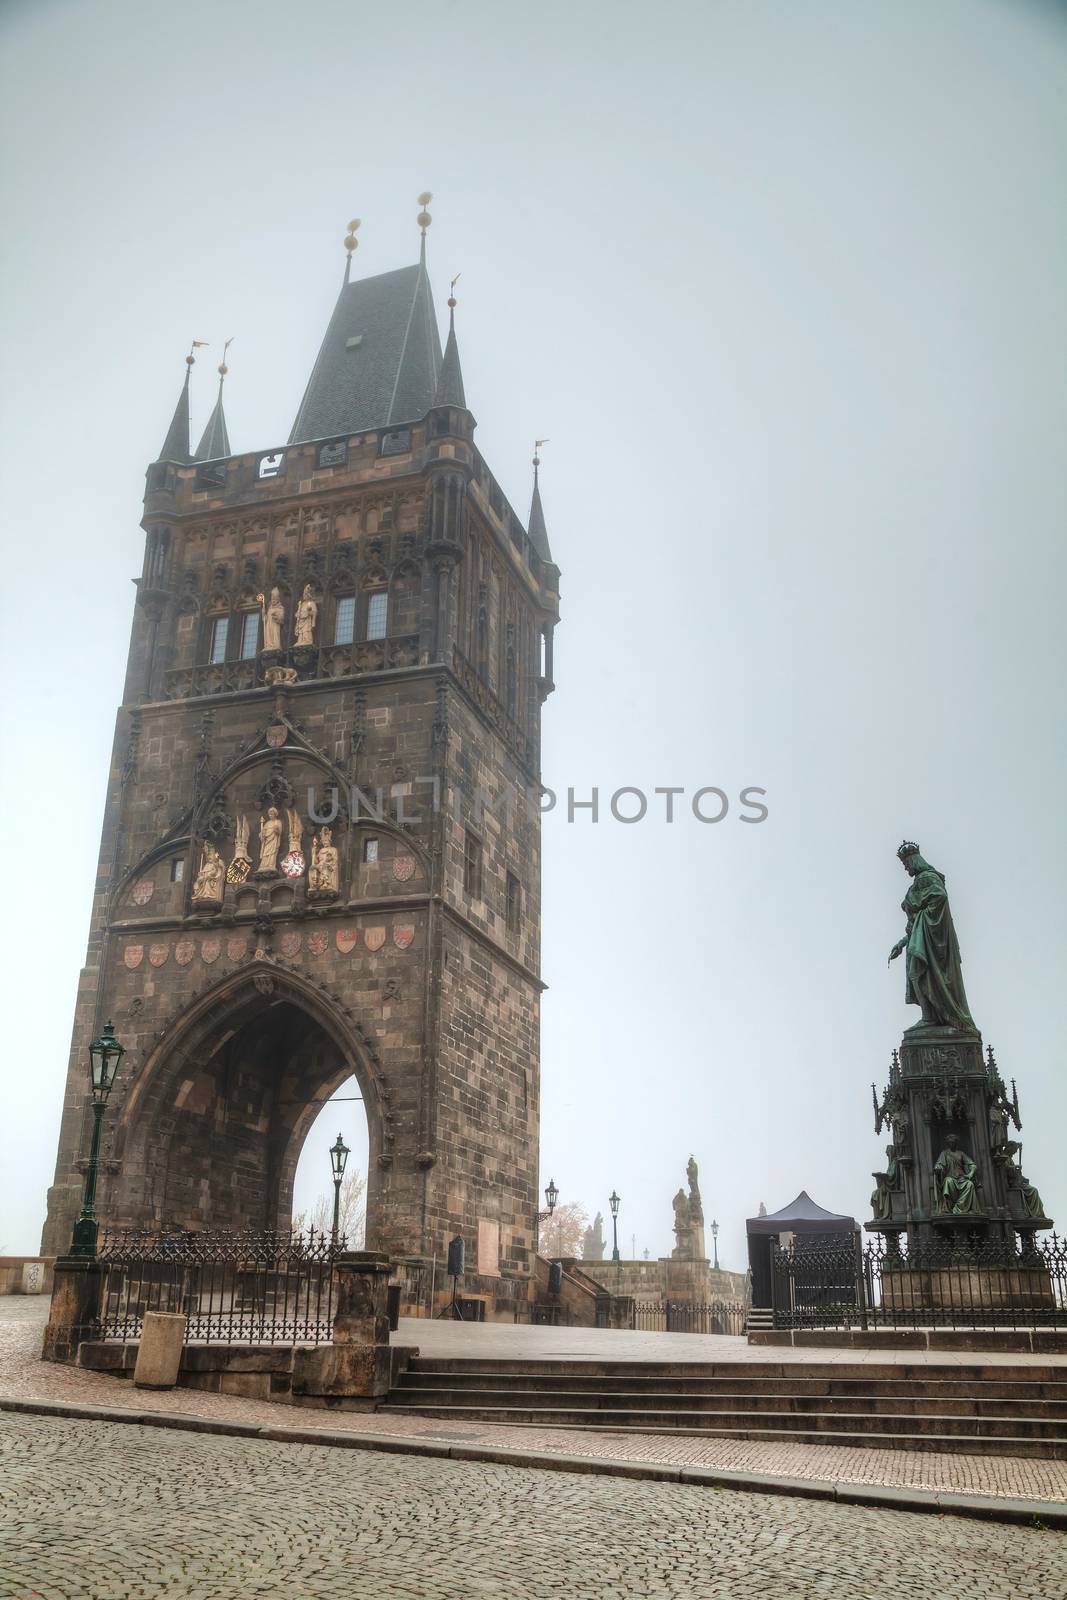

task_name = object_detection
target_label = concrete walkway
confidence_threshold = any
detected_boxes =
[396,1316,1067,1364]
[4,1299,1066,1519]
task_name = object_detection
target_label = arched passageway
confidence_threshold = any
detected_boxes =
[112,971,383,1239]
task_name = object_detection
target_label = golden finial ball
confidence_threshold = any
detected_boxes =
[186,354,196,366]
[218,363,228,377]
[418,191,433,206]
[348,218,361,231]
[344,234,360,254]
[418,210,432,230]
[447,296,457,309]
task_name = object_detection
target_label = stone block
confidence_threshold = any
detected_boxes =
[42,1257,106,1365]
[291,1341,392,1400]
[133,1312,186,1389]
[219,1372,272,1400]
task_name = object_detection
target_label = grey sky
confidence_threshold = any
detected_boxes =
[1,0,1064,1270]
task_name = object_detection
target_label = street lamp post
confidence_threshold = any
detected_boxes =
[71,1022,125,1258]
[711,1218,720,1270]
[329,1133,350,1242]
[535,1178,558,1257]
[609,1190,621,1263]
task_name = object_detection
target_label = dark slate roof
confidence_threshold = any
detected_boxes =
[746,1191,857,1234]
[157,363,192,463]
[433,309,466,408]
[289,261,442,444]
[527,466,553,563]
[194,378,231,461]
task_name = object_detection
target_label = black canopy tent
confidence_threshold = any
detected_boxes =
[746,1191,858,1310]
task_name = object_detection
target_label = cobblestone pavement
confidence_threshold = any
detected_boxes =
[1,1409,1065,1600]
[4,1299,1067,1505]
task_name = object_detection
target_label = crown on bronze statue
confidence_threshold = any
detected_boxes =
[896,840,920,861]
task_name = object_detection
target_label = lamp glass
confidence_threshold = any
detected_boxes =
[88,1021,125,1098]
[544,1178,558,1213]
[609,1189,620,1218]
[330,1134,350,1181]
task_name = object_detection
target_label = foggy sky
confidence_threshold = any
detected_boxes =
[1,0,1065,1271]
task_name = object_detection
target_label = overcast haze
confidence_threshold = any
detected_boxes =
[1,0,1065,1271]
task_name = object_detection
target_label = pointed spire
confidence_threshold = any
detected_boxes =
[195,341,233,461]
[433,277,466,408]
[527,440,553,563]
[157,341,204,464]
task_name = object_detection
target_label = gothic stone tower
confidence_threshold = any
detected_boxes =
[41,219,561,1320]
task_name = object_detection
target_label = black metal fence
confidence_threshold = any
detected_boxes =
[97,1227,346,1346]
[632,1300,748,1337]
[771,1234,1067,1331]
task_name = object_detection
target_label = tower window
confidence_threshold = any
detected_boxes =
[463,831,483,899]
[171,859,185,883]
[362,837,379,864]
[334,594,356,645]
[209,616,229,664]
[366,591,388,641]
[506,871,521,934]
[239,611,260,659]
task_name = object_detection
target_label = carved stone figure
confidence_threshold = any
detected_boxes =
[308,825,340,895]
[671,1188,694,1258]
[686,1154,703,1222]
[933,1135,978,1215]
[294,584,318,646]
[581,1212,606,1261]
[870,1144,901,1221]
[888,842,975,1032]
[257,806,283,874]
[260,587,285,652]
[191,841,224,903]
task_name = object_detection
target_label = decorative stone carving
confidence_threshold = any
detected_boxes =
[308,826,339,897]
[191,842,225,905]
[227,814,252,885]
[294,585,318,646]
[870,1144,901,1221]
[256,807,283,875]
[281,807,306,878]
[1008,1165,1046,1220]
[260,587,285,652]
[671,1189,693,1259]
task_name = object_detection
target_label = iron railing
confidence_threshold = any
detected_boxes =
[97,1227,346,1346]
[632,1300,748,1336]
[771,1234,1067,1331]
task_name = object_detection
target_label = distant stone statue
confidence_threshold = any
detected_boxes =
[294,585,317,646]
[889,842,975,1032]
[671,1188,694,1259]
[581,1212,606,1261]
[686,1154,703,1221]
[309,826,340,895]
[757,1201,767,1217]
[260,587,285,652]
[933,1135,978,1215]
[191,841,224,903]
[257,807,282,874]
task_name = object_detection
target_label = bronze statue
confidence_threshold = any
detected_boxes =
[889,842,975,1032]
[870,1144,900,1221]
[933,1135,978,1215]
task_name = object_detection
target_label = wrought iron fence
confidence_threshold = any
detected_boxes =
[97,1227,346,1346]
[632,1300,748,1336]
[771,1234,1067,1331]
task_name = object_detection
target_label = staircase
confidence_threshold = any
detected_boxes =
[381,1357,1067,1457]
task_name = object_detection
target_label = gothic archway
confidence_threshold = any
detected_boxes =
[110,966,388,1239]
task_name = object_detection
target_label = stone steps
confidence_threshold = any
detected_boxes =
[380,1357,1067,1457]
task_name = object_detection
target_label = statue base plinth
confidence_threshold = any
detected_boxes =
[308,889,339,904]
[190,896,223,913]
[251,869,281,883]
[881,1262,1055,1317]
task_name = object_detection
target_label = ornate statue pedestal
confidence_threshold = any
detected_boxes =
[190,895,223,913]
[251,869,281,884]
[868,1025,1053,1278]
[307,888,339,905]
